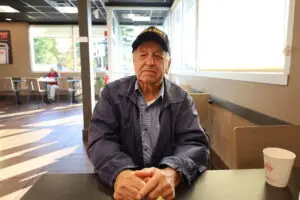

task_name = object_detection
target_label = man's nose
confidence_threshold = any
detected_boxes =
[145,55,155,65]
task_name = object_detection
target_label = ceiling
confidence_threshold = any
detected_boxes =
[114,9,169,26]
[0,0,173,25]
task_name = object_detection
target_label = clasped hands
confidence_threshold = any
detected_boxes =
[113,167,180,200]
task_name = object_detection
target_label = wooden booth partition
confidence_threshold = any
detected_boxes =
[189,93,209,131]
[234,125,300,169]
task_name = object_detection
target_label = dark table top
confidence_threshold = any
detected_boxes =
[21,168,300,200]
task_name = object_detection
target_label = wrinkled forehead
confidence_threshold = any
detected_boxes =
[136,41,165,53]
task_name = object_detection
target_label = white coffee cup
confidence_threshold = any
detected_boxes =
[263,147,296,187]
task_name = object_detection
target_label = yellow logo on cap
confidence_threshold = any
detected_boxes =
[142,27,166,38]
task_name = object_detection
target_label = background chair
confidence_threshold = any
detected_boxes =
[57,77,75,104]
[20,78,46,107]
[0,77,19,105]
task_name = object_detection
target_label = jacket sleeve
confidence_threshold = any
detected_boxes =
[87,86,138,188]
[159,94,209,184]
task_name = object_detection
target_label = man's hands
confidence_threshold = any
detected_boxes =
[135,167,180,200]
[113,168,180,200]
[113,170,146,200]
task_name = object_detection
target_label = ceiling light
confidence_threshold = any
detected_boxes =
[126,13,150,22]
[0,6,20,13]
[5,18,12,21]
[93,9,99,19]
[55,6,78,14]
[128,13,135,18]
[131,16,150,22]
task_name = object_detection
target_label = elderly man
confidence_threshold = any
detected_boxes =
[88,26,209,200]
[44,67,60,103]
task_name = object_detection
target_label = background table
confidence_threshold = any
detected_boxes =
[21,168,300,200]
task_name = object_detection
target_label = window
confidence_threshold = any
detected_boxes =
[113,25,164,75]
[182,0,197,73]
[29,25,107,73]
[74,39,107,72]
[108,8,166,81]
[110,15,121,74]
[196,0,294,85]
[118,25,152,73]
[30,26,74,72]
[118,26,141,73]
[33,37,74,72]
[73,27,108,72]
[170,0,183,72]
[163,12,171,37]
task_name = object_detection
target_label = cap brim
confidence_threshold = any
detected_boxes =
[132,32,169,53]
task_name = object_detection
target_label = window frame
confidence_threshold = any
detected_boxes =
[29,25,107,73]
[181,0,197,73]
[171,0,295,86]
[170,0,183,73]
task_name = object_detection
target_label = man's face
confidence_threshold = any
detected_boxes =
[133,41,171,85]
[50,68,55,73]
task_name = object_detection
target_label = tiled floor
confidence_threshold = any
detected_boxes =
[0,102,94,200]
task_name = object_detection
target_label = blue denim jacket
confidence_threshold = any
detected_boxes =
[87,75,209,188]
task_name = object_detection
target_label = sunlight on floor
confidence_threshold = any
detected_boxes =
[1,188,22,200]
[0,109,46,119]
[51,103,82,111]
[0,129,53,151]
[0,146,78,181]
[16,185,33,199]
[0,129,32,138]
[0,141,58,162]
[23,115,82,127]
[0,103,87,200]
[2,184,33,200]
[20,171,48,182]
[63,120,83,127]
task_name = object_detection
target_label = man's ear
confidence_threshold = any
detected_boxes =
[132,52,135,62]
[165,59,171,74]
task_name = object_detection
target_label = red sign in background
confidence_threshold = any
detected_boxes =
[0,30,13,64]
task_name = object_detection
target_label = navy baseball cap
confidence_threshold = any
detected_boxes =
[132,26,170,54]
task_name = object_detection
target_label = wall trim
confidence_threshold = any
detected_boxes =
[209,95,291,126]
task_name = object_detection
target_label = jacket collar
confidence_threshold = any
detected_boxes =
[118,76,185,106]
[134,80,165,101]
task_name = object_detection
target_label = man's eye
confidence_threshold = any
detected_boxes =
[155,55,163,59]
[140,54,146,57]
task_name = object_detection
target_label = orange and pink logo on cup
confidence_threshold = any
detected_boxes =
[264,162,273,172]
[264,162,275,182]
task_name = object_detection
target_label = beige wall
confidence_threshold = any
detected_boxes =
[172,0,300,125]
[0,23,33,77]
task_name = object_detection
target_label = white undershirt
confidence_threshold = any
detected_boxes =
[146,96,159,106]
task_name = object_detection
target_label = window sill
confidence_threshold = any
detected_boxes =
[171,71,289,86]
